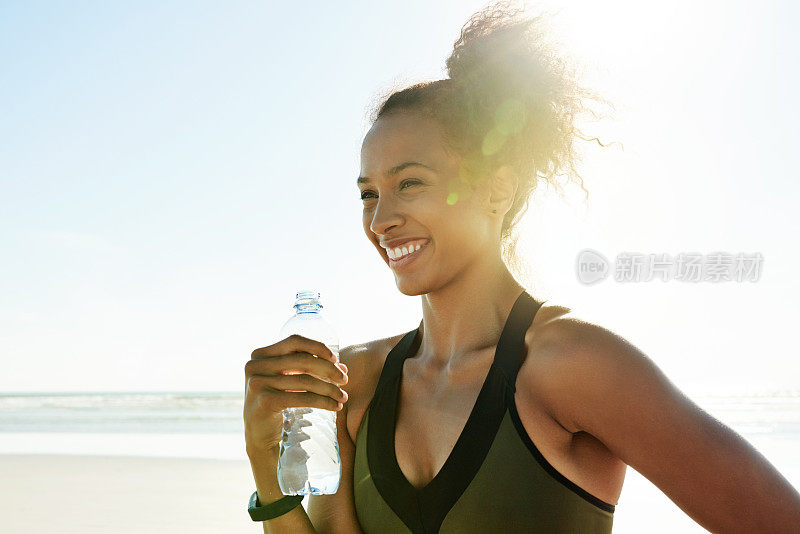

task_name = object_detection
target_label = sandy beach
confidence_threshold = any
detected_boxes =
[0,453,699,533]
[0,454,263,533]
[2,445,797,533]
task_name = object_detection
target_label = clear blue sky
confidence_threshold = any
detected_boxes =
[1,0,798,393]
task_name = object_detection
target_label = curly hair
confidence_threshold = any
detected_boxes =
[365,1,615,285]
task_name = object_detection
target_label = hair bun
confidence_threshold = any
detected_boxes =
[445,1,544,95]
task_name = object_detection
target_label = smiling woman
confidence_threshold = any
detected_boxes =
[244,1,800,533]
[355,3,611,289]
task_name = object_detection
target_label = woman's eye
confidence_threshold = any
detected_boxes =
[359,179,421,201]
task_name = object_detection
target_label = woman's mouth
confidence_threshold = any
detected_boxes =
[386,239,429,269]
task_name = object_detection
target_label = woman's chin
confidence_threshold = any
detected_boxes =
[395,282,428,297]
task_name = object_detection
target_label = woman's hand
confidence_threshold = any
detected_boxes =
[244,334,349,457]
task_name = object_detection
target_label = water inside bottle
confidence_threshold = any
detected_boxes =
[278,370,343,495]
[278,405,342,495]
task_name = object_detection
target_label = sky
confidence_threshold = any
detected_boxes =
[0,0,798,394]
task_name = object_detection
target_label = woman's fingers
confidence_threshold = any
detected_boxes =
[251,334,337,363]
[264,371,348,403]
[245,350,347,386]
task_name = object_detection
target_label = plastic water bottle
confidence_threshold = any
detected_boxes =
[276,290,342,495]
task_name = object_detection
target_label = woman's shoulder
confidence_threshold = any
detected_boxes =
[528,301,608,342]
[526,301,637,358]
[338,331,407,382]
[338,332,409,442]
[524,300,663,434]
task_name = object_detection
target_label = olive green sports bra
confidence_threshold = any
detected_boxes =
[352,290,616,533]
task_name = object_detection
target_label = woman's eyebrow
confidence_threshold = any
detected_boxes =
[357,161,437,184]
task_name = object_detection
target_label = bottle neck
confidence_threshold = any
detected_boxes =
[293,290,323,314]
[295,303,321,314]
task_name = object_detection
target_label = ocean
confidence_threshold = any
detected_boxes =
[0,390,800,459]
[1,388,798,462]
[0,391,247,459]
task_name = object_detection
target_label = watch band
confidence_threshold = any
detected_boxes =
[248,490,304,521]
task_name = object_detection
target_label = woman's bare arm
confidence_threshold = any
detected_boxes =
[530,314,800,533]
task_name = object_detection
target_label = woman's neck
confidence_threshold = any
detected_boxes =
[416,258,525,374]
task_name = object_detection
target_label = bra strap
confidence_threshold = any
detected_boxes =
[493,291,544,395]
[369,327,420,409]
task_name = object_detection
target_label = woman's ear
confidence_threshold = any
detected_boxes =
[485,165,518,217]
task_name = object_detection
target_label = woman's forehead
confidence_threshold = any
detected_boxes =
[360,114,453,176]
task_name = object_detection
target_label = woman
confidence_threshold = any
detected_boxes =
[244,3,800,532]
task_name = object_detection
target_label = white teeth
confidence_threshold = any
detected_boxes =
[387,241,425,261]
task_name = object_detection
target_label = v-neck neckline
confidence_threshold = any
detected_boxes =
[391,327,498,493]
[366,290,542,533]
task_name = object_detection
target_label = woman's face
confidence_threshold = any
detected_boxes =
[358,111,496,294]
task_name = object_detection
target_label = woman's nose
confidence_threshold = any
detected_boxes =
[369,198,403,235]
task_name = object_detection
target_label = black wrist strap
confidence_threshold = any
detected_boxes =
[247,490,304,521]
